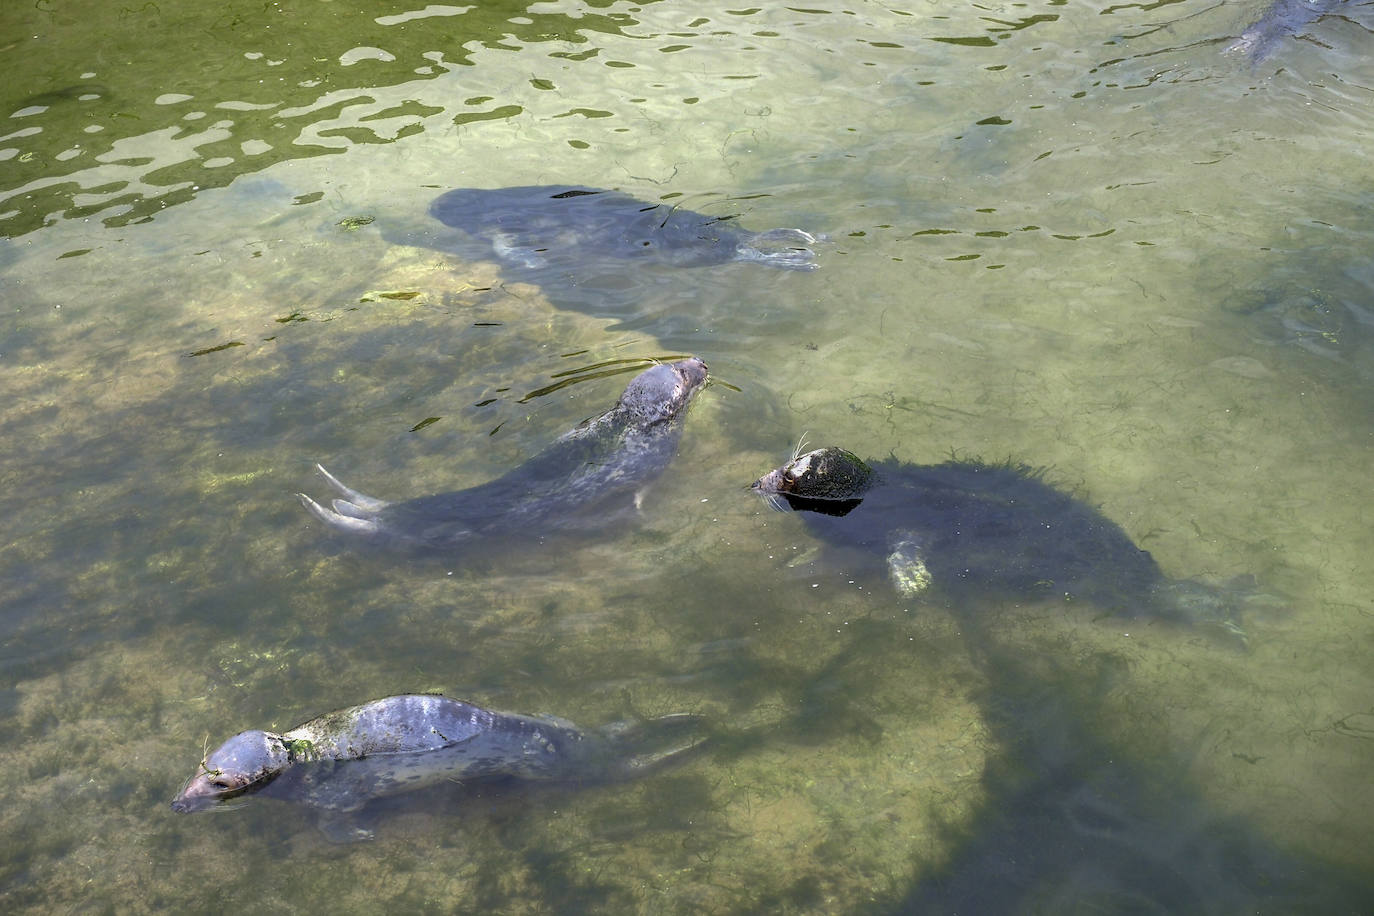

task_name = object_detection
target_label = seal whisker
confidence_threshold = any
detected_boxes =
[757,490,784,513]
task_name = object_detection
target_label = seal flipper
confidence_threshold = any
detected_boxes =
[316,811,375,844]
[1146,576,1257,648]
[887,530,933,598]
[331,498,373,520]
[490,231,548,269]
[602,713,710,777]
[297,493,383,535]
[315,464,389,511]
[735,228,821,271]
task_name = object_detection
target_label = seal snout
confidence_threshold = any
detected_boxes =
[659,356,708,414]
[677,356,708,389]
[169,796,201,814]
[752,468,784,493]
[170,775,224,814]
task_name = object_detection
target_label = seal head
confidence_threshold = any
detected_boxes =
[753,446,875,516]
[607,357,708,428]
[171,730,291,813]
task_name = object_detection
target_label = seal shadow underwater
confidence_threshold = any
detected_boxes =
[753,449,1346,908]
[752,445,1260,640]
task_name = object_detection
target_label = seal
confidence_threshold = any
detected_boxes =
[1225,0,1345,62]
[428,185,821,271]
[171,694,705,841]
[298,357,709,550]
[753,445,1249,635]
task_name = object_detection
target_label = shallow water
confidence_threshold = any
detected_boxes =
[2,0,1373,912]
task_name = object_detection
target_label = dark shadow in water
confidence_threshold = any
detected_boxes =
[889,628,1374,914]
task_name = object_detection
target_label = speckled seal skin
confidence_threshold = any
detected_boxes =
[429,185,821,271]
[172,694,704,840]
[298,357,708,550]
[754,445,1249,637]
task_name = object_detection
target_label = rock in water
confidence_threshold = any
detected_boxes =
[753,446,1249,635]
[171,694,705,841]
[428,185,820,271]
[298,357,708,550]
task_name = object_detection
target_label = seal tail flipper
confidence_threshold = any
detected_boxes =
[1147,575,1274,649]
[316,812,376,844]
[886,531,933,598]
[297,493,383,536]
[316,464,389,511]
[735,228,822,271]
[490,231,548,269]
[605,713,711,777]
[754,488,785,513]
[331,498,373,520]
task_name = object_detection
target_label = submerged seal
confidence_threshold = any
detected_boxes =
[299,357,708,550]
[1225,0,1345,62]
[753,445,1247,634]
[171,694,705,840]
[429,185,820,271]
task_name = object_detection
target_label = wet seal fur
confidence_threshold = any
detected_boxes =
[753,445,1253,638]
[172,694,706,841]
[299,357,708,550]
[429,185,821,271]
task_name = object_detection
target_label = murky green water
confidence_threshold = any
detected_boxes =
[2,0,1373,911]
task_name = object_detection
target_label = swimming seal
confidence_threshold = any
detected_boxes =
[298,357,708,550]
[753,445,1248,635]
[171,694,705,840]
[428,185,820,271]
[1225,0,1345,62]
